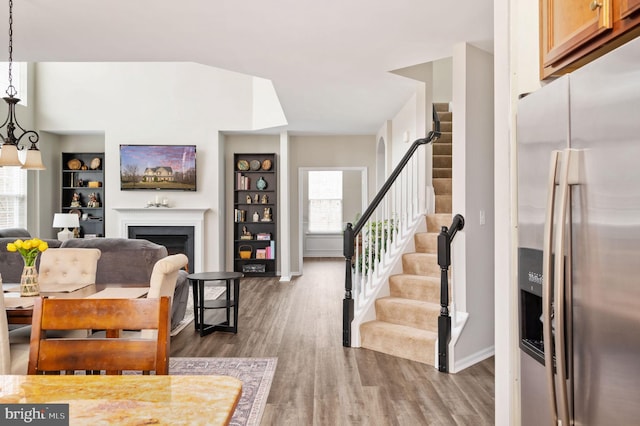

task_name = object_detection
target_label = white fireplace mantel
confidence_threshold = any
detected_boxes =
[113,207,209,272]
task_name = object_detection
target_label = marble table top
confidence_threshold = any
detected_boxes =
[0,375,242,425]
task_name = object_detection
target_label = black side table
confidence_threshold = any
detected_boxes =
[186,271,243,337]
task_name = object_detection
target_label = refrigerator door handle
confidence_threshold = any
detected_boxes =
[543,150,561,424]
[554,148,581,426]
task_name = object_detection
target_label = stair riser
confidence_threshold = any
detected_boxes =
[436,132,452,144]
[433,155,451,169]
[433,103,449,113]
[426,214,452,231]
[360,322,436,365]
[433,168,452,178]
[439,122,452,132]
[435,196,452,213]
[389,275,440,301]
[433,178,452,195]
[433,143,451,156]
[414,232,437,253]
[376,299,439,330]
[402,254,440,276]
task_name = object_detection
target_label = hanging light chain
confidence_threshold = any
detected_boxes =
[6,0,16,97]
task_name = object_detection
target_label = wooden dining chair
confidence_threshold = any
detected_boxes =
[28,296,170,375]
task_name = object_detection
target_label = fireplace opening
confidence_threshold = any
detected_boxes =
[128,226,194,272]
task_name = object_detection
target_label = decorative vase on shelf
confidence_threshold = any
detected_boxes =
[20,263,40,297]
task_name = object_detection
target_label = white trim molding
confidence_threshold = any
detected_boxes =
[113,207,208,272]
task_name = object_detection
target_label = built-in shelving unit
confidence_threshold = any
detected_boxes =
[233,153,277,276]
[61,152,105,237]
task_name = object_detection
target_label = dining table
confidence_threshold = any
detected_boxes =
[0,374,242,425]
[2,283,150,325]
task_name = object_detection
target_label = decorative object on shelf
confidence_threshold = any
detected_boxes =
[250,160,261,171]
[87,192,100,208]
[256,177,268,190]
[254,194,259,203]
[67,158,82,170]
[6,237,49,296]
[262,207,272,222]
[0,0,45,170]
[237,159,249,171]
[69,209,82,218]
[261,194,268,204]
[242,264,266,273]
[246,194,252,204]
[253,211,260,222]
[261,159,272,171]
[76,179,84,187]
[81,165,88,170]
[53,213,80,242]
[70,192,81,207]
[256,233,271,241]
[238,245,253,260]
[255,249,267,259]
[90,157,101,170]
[88,181,101,188]
[240,226,253,240]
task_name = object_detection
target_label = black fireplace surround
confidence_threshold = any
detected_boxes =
[128,226,195,272]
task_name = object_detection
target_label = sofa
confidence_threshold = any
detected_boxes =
[0,229,189,329]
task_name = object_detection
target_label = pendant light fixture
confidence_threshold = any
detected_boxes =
[0,0,44,169]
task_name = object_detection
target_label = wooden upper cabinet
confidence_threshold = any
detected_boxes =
[541,0,640,79]
[621,0,640,18]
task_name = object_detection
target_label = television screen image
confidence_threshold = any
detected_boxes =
[120,145,197,191]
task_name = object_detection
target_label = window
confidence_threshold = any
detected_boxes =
[308,171,342,233]
[0,166,27,228]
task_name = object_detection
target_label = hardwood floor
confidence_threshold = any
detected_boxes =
[170,258,495,425]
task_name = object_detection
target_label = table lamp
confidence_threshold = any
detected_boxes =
[53,213,79,241]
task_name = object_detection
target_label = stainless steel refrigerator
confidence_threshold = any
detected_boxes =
[517,37,640,425]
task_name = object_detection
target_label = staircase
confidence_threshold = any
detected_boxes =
[359,103,452,366]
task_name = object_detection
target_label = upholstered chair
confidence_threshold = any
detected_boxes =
[38,248,102,286]
[0,292,30,374]
[141,254,188,339]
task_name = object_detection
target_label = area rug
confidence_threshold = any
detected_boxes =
[171,286,226,336]
[169,357,277,426]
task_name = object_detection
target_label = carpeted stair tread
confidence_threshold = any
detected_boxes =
[360,321,437,365]
[389,274,441,301]
[434,103,449,112]
[438,111,452,121]
[439,121,452,133]
[402,252,440,276]
[375,297,440,330]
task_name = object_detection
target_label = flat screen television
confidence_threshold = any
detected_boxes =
[120,144,196,191]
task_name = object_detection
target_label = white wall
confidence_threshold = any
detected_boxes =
[433,57,453,103]
[451,42,496,368]
[34,62,286,272]
[288,135,377,274]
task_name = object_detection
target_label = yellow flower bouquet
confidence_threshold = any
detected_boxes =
[6,238,49,266]
[6,238,48,296]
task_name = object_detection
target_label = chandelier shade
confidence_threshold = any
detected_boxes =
[0,0,45,170]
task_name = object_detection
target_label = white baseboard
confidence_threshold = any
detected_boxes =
[451,345,495,373]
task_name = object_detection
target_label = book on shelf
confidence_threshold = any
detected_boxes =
[234,209,246,222]
[236,173,251,190]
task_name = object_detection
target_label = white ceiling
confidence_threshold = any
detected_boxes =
[3,0,493,135]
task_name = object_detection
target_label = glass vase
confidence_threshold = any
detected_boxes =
[20,264,40,297]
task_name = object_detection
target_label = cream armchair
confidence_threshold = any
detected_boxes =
[38,248,102,286]
[0,292,30,374]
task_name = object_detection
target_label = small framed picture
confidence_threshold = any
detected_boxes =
[255,249,267,259]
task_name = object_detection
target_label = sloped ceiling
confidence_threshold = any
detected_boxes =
[2,0,493,135]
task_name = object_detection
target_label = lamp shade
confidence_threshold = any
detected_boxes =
[21,149,46,170]
[0,144,22,167]
[53,213,79,229]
